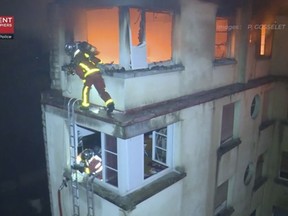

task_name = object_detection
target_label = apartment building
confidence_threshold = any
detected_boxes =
[41,0,288,215]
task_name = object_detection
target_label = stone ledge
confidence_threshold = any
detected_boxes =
[81,170,186,211]
[217,138,241,158]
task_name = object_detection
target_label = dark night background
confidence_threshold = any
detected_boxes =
[0,0,52,215]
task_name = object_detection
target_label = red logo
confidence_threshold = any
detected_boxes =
[0,16,14,39]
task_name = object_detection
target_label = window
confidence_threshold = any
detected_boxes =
[144,127,172,179]
[129,9,173,69]
[73,7,173,69]
[221,103,235,144]
[279,151,288,180]
[258,25,273,57]
[250,95,260,119]
[76,125,118,188]
[253,153,267,191]
[262,91,270,122]
[102,134,118,187]
[75,124,175,195]
[215,17,235,59]
[255,154,264,183]
[214,180,229,214]
[244,162,254,185]
[85,8,119,64]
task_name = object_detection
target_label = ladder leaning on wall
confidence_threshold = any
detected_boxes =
[67,98,96,216]
[68,98,80,216]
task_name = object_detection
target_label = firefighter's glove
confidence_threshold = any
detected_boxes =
[71,163,85,173]
[62,64,75,75]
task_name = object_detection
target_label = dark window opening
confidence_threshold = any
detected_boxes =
[221,103,235,144]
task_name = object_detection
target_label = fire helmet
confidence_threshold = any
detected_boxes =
[81,149,94,161]
[64,42,77,56]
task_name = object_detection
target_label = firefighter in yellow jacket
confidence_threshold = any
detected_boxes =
[63,41,115,113]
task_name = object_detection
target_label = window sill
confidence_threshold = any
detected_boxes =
[83,170,186,211]
[253,176,268,192]
[274,177,288,188]
[259,120,275,131]
[256,55,272,60]
[213,58,237,66]
[217,138,241,158]
[215,206,235,216]
[102,63,185,79]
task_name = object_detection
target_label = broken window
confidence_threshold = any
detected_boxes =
[215,17,235,59]
[145,11,172,63]
[72,7,173,70]
[129,9,173,69]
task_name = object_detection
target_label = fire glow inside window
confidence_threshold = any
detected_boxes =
[86,8,119,64]
[215,17,235,59]
[129,9,172,63]
[145,11,172,62]
[259,26,273,57]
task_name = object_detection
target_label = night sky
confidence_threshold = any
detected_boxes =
[0,0,52,215]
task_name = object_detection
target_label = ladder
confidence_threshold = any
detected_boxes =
[68,98,80,216]
[86,175,95,216]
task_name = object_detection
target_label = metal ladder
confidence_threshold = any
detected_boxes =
[86,175,95,216]
[68,98,80,216]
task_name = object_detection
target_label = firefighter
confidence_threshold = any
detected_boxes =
[63,41,115,113]
[73,149,102,175]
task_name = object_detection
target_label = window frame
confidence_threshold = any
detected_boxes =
[101,133,118,187]
[214,16,236,61]
[73,7,175,71]
[75,123,175,196]
[214,180,229,215]
[256,25,274,58]
[152,127,173,167]
[220,102,236,145]
[75,125,119,191]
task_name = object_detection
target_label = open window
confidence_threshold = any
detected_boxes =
[85,8,120,64]
[75,124,175,195]
[129,9,172,67]
[76,125,118,188]
[72,7,173,71]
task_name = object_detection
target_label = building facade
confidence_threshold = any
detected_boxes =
[41,0,288,215]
